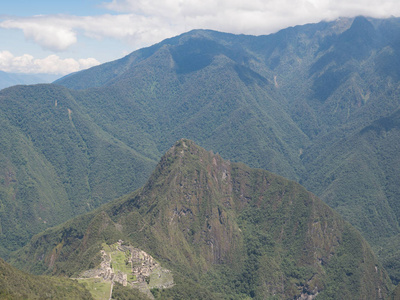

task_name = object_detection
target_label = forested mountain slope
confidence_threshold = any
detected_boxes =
[54,16,400,283]
[0,84,156,256]
[2,16,400,284]
[11,140,392,299]
[0,257,92,299]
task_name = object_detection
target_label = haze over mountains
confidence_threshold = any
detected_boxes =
[1,15,400,298]
[0,71,60,90]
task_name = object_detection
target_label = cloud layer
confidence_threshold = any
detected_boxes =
[0,13,177,52]
[1,17,77,52]
[102,0,400,35]
[0,0,399,74]
[0,51,100,74]
[1,0,400,53]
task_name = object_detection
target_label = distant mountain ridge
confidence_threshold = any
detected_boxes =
[2,16,400,285]
[11,139,393,299]
[0,71,60,90]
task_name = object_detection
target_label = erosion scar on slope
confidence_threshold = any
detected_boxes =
[68,108,72,121]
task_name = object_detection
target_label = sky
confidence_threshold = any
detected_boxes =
[0,0,399,75]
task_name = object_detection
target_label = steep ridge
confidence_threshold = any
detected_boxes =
[302,108,400,282]
[0,84,156,256]
[11,140,392,299]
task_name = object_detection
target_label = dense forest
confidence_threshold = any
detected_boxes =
[1,16,400,298]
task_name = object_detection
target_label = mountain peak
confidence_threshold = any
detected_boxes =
[351,15,374,29]
[344,16,377,42]
[12,140,392,299]
[167,138,202,157]
[142,139,231,211]
[164,139,224,166]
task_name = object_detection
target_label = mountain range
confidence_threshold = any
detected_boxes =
[1,15,400,297]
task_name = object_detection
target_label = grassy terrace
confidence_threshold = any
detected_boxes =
[149,268,174,289]
[102,243,133,276]
[77,278,112,300]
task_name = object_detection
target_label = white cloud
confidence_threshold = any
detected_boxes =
[0,0,400,55]
[0,14,177,52]
[0,51,100,74]
[75,14,177,48]
[1,17,77,51]
[101,0,400,34]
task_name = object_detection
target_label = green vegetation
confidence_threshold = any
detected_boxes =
[2,15,400,295]
[112,283,150,300]
[301,108,400,283]
[389,284,400,300]
[151,276,216,300]
[10,140,393,299]
[102,243,132,276]
[0,257,92,299]
[56,16,400,284]
[77,278,111,300]
[0,84,156,256]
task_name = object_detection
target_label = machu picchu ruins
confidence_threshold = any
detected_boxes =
[77,240,174,299]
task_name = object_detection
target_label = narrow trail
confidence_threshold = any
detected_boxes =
[109,282,113,300]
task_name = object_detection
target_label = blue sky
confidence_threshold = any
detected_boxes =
[1,0,399,75]
[1,0,109,16]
